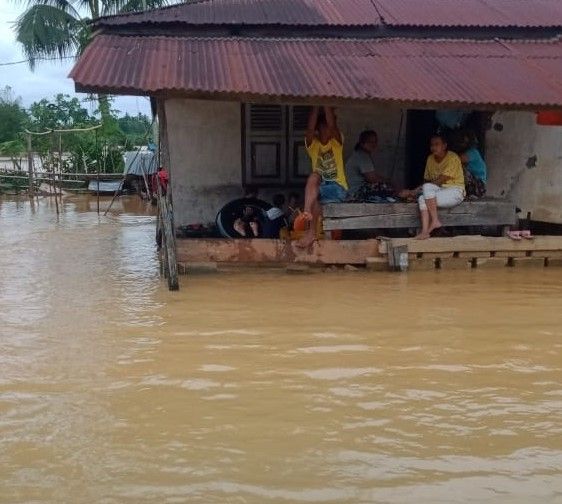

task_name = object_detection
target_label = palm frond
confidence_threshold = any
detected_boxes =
[15,4,83,69]
[100,0,174,16]
[14,0,82,20]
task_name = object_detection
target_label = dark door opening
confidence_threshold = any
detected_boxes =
[405,109,488,188]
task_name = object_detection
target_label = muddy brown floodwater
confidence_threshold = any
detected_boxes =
[1,195,562,504]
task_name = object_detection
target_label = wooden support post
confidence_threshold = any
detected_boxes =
[51,133,59,215]
[157,179,179,291]
[26,133,34,197]
[58,133,63,205]
[96,166,100,216]
[388,243,408,272]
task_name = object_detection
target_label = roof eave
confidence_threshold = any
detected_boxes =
[74,84,562,112]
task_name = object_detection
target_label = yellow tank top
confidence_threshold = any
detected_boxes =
[424,151,465,188]
[306,137,348,190]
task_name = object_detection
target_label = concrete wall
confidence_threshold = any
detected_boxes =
[486,111,562,224]
[165,98,406,226]
[337,103,407,188]
[165,98,242,226]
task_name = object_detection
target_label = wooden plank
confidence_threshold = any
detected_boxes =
[323,199,513,218]
[438,257,473,270]
[323,200,517,230]
[408,258,437,271]
[324,214,419,230]
[419,252,455,259]
[383,236,562,254]
[457,251,492,258]
[176,238,380,265]
[365,257,389,271]
[324,209,516,230]
[324,203,417,218]
[474,257,509,269]
[530,250,562,259]
[494,251,529,258]
[511,257,546,268]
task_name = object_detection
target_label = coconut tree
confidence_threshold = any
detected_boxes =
[14,0,173,124]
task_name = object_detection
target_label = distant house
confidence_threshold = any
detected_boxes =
[70,0,562,272]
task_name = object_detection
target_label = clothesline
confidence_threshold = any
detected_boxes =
[24,124,103,136]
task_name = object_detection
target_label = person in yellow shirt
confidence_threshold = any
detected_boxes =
[297,106,348,248]
[401,134,465,240]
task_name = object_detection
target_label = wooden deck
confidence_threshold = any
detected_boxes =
[381,235,562,271]
[174,235,562,272]
[323,199,517,230]
[176,238,380,266]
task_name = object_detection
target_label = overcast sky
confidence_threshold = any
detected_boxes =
[0,0,150,116]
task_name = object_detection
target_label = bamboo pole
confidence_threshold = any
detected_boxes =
[96,165,100,215]
[51,133,59,215]
[58,132,63,206]
[26,133,33,197]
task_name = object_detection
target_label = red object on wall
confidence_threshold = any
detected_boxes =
[536,111,562,126]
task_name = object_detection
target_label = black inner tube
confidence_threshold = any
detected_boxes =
[216,198,271,238]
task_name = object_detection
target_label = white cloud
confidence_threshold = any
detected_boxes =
[0,0,150,116]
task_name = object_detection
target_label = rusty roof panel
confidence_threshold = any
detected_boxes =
[374,0,562,27]
[69,35,562,108]
[95,0,562,28]
[96,0,381,27]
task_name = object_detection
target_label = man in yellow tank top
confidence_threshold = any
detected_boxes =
[297,106,348,248]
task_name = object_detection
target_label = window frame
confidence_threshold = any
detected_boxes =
[242,103,310,188]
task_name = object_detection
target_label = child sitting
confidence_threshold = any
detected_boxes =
[262,194,287,238]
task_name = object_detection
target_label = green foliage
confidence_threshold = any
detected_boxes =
[29,93,95,130]
[118,113,152,146]
[0,87,29,144]
[15,2,86,70]
[13,0,178,123]
[0,90,152,174]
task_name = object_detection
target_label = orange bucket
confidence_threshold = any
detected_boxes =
[536,110,562,126]
[293,213,308,232]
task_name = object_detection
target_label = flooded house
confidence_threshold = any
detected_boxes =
[69,0,562,283]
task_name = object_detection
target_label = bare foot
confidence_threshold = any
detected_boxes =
[233,219,246,237]
[296,230,316,249]
[415,231,431,240]
[427,221,442,235]
[249,221,259,237]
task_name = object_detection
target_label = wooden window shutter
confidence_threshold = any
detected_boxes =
[244,104,287,185]
[288,105,312,184]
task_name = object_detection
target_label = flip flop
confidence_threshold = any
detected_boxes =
[507,230,522,240]
[520,230,534,240]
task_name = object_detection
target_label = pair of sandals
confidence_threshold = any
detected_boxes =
[507,230,534,241]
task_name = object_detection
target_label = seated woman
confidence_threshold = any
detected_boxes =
[346,130,396,201]
[297,106,348,248]
[400,134,465,240]
[458,132,487,198]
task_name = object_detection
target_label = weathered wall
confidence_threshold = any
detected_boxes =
[165,99,406,226]
[486,111,562,224]
[338,103,407,188]
[165,98,242,226]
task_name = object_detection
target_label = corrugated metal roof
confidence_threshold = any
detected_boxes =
[69,35,562,108]
[375,0,562,28]
[95,0,381,27]
[95,0,562,28]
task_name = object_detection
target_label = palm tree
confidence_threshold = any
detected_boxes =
[14,0,173,124]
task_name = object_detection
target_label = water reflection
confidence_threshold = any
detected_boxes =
[1,195,562,503]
